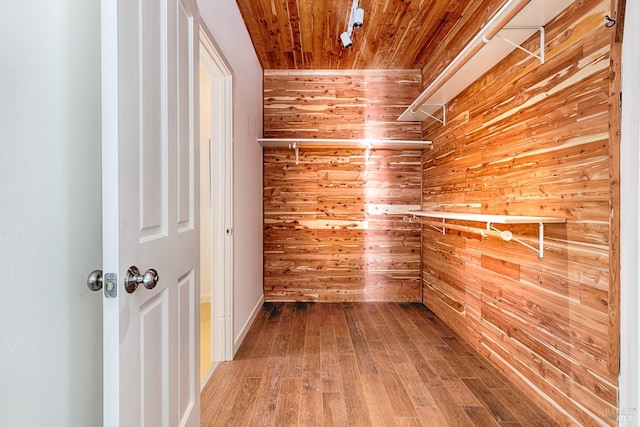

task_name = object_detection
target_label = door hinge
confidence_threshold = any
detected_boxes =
[104,273,117,298]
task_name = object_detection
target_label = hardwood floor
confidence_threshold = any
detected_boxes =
[201,302,558,426]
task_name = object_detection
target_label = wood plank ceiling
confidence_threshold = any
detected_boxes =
[236,0,507,69]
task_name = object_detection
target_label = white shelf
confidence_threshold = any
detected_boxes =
[409,210,566,224]
[408,210,566,258]
[259,138,432,164]
[398,0,573,122]
[258,138,432,150]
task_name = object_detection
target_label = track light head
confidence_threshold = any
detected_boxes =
[340,0,363,48]
[340,32,353,48]
[353,8,364,28]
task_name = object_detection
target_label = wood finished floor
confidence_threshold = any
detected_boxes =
[201,302,558,426]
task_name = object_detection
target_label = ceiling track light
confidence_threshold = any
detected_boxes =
[340,0,364,48]
[340,32,353,48]
[353,8,364,28]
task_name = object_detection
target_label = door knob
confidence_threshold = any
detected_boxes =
[87,269,103,291]
[124,266,159,293]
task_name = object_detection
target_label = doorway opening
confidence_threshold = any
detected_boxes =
[199,27,234,387]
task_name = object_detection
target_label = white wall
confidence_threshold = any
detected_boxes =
[620,0,640,424]
[197,0,264,349]
[0,1,103,426]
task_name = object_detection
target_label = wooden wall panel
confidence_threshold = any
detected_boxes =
[420,1,619,425]
[263,69,424,302]
[263,70,422,140]
[264,148,422,302]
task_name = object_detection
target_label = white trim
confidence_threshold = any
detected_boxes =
[619,0,640,423]
[100,0,120,425]
[234,296,264,355]
[199,28,235,363]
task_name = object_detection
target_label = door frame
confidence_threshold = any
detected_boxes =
[199,26,235,378]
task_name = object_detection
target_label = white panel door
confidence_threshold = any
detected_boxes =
[101,0,200,426]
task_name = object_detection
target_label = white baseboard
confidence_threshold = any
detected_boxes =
[233,295,264,355]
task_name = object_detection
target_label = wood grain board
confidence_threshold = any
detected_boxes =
[420,0,619,425]
[264,70,422,140]
[264,148,422,302]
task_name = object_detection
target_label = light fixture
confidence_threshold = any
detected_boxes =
[340,0,364,48]
[340,32,353,48]
[354,8,364,28]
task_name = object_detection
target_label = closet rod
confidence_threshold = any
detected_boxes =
[409,0,531,114]
[421,220,513,241]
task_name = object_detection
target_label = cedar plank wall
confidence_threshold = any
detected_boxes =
[263,71,423,302]
[263,70,421,139]
[420,1,619,426]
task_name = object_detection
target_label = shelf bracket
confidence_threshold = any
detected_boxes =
[411,104,446,125]
[484,26,545,64]
[288,142,300,165]
[421,216,446,234]
[539,222,545,258]
[365,143,373,164]
[429,218,446,235]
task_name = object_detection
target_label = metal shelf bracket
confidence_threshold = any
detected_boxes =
[429,217,446,235]
[365,143,373,164]
[411,104,446,125]
[484,26,545,64]
[288,142,300,165]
